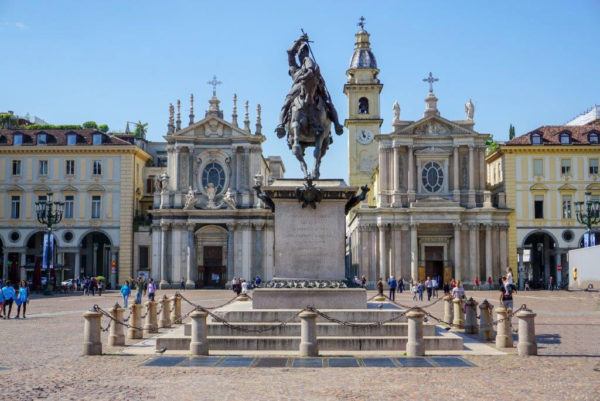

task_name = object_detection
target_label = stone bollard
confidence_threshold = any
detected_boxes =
[406,309,425,357]
[170,294,182,324]
[189,310,209,356]
[143,300,158,335]
[452,298,464,330]
[108,303,126,346]
[495,306,512,348]
[516,308,537,356]
[237,293,250,302]
[464,298,479,334]
[443,295,454,327]
[299,310,319,357]
[478,300,494,341]
[127,303,143,340]
[83,310,102,355]
[159,295,172,329]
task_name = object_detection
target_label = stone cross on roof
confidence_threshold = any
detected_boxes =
[357,16,366,31]
[423,72,439,93]
[207,75,222,97]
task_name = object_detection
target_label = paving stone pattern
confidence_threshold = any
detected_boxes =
[0,289,599,400]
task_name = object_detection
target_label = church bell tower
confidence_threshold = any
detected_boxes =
[344,17,383,188]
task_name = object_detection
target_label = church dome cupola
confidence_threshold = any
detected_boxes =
[349,16,377,69]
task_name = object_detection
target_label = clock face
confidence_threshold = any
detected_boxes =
[357,129,374,145]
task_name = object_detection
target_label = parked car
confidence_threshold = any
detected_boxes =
[61,279,73,287]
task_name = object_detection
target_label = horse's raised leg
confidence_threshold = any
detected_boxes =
[291,124,309,178]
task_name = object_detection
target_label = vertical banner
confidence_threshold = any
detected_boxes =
[42,232,49,270]
[49,234,55,270]
[584,232,590,248]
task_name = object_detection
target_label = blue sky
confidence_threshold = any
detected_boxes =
[2,0,599,179]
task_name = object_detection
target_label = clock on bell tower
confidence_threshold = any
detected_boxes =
[344,17,383,188]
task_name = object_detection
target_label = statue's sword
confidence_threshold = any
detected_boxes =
[300,29,334,102]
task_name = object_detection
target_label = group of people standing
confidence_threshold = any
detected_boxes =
[0,280,30,319]
[120,277,157,308]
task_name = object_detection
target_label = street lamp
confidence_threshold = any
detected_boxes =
[34,192,64,292]
[575,191,600,247]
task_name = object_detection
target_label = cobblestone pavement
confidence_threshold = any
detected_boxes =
[0,289,599,401]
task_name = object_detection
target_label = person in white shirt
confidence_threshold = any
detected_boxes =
[241,280,249,294]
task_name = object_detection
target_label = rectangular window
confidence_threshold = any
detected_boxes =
[139,246,149,270]
[12,160,21,176]
[561,159,571,176]
[67,134,77,145]
[590,159,599,175]
[91,195,101,219]
[39,160,48,176]
[38,133,47,145]
[13,134,23,146]
[146,176,155,193]
[92,160,102,175]
[65,160,75,175]
[534,196,544,219]
[64,195,74,219]
[533,159,543,177]
[562,195,572,219]
[11,196,20,219]
[92,134,103,145]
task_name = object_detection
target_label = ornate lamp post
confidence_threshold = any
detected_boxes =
[575,192,600,247]
[34,192,64,292]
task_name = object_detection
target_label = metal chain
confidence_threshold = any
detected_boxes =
[93,305,144,332]
[305,305,417,327]
[179,293,240,311]
[380,293,443,310]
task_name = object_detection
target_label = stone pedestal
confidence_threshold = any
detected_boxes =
[128,304,143,340]
[143,301,158,335]
[299,311,318,357]
[108,303,125,346]
[443,295,454,326]
[159,295,172,328]
[252,288,366,310]
[516,309,537,356]
[190,310,209,356]
[170,294,182,324]
[83,311,102,356]
[464,298,478,334]
[478,300,494,341]
[406,309,425,356]
[452,298,464,330]
[495,307,512,348]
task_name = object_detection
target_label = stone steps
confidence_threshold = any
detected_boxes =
[156,335,463,352]
[212,309,408,323]
[183,322,437,337]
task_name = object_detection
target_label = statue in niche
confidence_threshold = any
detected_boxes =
[159,172,169,194]
[153,175,161,193]
[392,101,401,123]
[465,98,475,120]
[223,188,237,209]
[183,186,197,210]
[206,183,217,209]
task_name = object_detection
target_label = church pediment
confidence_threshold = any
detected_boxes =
[414,146,453,156]
[557,183,577,192]
[530,183,549,191]
[170,115,251,139]
[398,115,476,136]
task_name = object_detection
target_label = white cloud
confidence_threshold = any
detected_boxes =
[0,21,28,30]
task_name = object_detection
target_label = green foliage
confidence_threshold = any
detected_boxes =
[133,121,148,139]
[22,124,82,130]
[98,124,109,133]
[486,135,499,154]
[0,113,14,128]
[509,124,516,140]
[82,121,98,129]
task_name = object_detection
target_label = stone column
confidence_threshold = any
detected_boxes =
[555,252,562,287]
[468,223,478,284]
[500,224,508,278]
[392,224,403,280]
[495,307,512,348]
[453,223,462,282]
[468,145,475,207]
[299,310,318,357]
[410,223,418,282]
[443,295,454,326]
[127,303,143,339]
[369,226,377,284]
[108,303,125,346]
[92,244,98,276]
[74,252,81,280]
[392,145,401,206]
[479,148,486,194]
[264,222,274,281]
[170,294,182,324]
[516,309,537,356]
[143,301,158,335]
[82,310,102,355]
[517,249,524,290]
[378,145,388,207]
[485,224,492,282]
[452,298,464,330]
[186,223,195,288]
[226,223,236,283]
[160,223,169,288]
[231,146,238,192]
[151,224,161,282]
[241,222,252,280]
[378,223,388,279]
[479,300,494,341]
[159,295,172,328]
[189,310,209,356]
[453,146,460,202]
[2,251,8,281]
[464,298,479,334]
[407,146,415,202]
[406,309,425,356]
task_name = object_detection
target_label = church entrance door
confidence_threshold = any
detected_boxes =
[201,246,225,288]
[424,246,444,280]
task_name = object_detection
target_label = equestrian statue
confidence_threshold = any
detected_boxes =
[275,32,344,179]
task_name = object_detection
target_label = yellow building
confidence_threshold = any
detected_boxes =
[487,121,600,289]
[0,128,151,287]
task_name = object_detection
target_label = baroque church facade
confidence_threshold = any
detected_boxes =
[147,89,284,288]
[345,24,510,286]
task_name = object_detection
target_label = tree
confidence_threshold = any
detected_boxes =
[486,135,499,154]
[509,124,515,140]
[133,121,148,139]
[82,121,98,129]
[98,124,109,133]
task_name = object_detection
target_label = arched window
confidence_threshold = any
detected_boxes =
[589,132,599,144]
[421,161,444,192]
[358,97,369,114]
[202,162,226,194]
[559,132,571,145]
[531,133,542,145]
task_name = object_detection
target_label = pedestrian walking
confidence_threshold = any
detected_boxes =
[90,277,96,296]
[451,280,465,300]
[487,276,493,290]
[425,277,433,301]
[147,278,156,301]
[361,275,367,289]
[180,278,186,291]
[417,281,424,301]
[15,280,29,319]
[474,277,481,290]
[97,279,103,296]
[443,281,450,294]
[121,280,131,308]
[2,280,16,319]
[241,279,249,294]
[548,275,554,291]
[254,275,262,287]
[500,276,515,310]
[411,282,418,301]
[387,275,397,301]
[432,277,439,298]
[398,277,404,293]
[0,282,4,319]
[135,278,143,304]
[376,277,384,298]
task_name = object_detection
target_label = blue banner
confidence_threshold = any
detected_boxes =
[42,232,49,270]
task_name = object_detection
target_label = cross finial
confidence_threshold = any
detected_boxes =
[422,72,439,93]
[207,75,222,97]
[358,16,366,31]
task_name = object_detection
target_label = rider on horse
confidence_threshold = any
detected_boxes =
[275,34,344,144]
